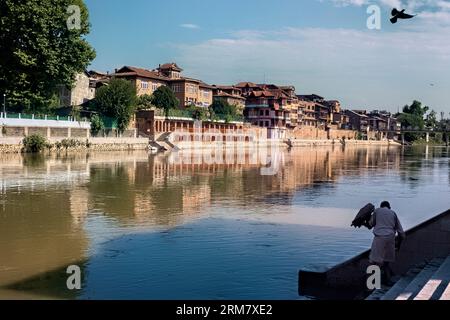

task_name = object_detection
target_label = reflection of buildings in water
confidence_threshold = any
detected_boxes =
[133,192,156,223]
[141,146,403,212]
[70,187,89,227]
[182,184,211,216]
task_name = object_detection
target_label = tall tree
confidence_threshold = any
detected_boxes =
[136,94,154,111]
[425,110,438,130]
[0,0,96,113]
[398,100,429,142]
[210,100,237,117]
[151,86,179,117]
[94,79,137,133]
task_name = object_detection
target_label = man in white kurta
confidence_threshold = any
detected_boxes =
[368,201,406,283]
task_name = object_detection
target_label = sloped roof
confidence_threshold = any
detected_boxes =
[214,92,246,99]
[159,63,183,72]
[114,66,168,81]
[248,90,276,98]
[235,82,259,88]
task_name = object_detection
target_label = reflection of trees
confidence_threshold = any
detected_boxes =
[0,189,88,289]
[22,153,46,168]
[88,164,138,220]
[397,147,429,188]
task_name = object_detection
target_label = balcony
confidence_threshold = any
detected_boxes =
[246,104,270,108]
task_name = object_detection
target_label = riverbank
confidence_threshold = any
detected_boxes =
[0,137,149,153]
[289,139,401,147]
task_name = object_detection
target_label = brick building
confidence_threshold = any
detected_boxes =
[113,63,213,109]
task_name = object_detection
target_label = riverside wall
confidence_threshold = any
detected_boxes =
[0,137,149,153]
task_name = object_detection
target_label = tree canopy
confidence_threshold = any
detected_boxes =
[0,0,96,113]
[151,86,179,116]
[136,94,154,111]
[398,100,430,142]
[94,79,137,133]
[209,100,237,117]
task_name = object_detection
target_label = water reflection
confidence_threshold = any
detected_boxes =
[0,146,449,299]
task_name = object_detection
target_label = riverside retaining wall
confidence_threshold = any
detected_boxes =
[0,137,149,153]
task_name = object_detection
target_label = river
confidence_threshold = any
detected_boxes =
[0,145,449,299]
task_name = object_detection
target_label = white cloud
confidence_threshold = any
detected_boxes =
[173,24,450,113]
[179,23,200,30]
[328,0,450,12]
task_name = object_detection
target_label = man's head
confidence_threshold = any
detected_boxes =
[381,201,391,209]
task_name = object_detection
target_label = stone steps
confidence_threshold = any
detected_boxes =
[366,256,450,300]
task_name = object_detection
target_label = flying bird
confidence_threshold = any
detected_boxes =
[390,8,416,24]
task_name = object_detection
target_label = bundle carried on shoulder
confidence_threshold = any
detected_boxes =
[351,203,375,228]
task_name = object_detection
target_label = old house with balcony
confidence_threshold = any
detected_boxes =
[244,89,291,139]
[297,100,317,127]
[345,110,369,133]
[297,94,329,128]
[324,100,344,126]
[113,63,213,109]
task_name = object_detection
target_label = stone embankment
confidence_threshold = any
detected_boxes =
[0,137,149,154]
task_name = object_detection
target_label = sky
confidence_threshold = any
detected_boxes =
[84,0,450,114]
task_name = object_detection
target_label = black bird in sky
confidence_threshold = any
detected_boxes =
[390,8,416,24]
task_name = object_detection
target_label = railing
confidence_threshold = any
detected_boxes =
[154,108,244,123]
[0,112,88,122]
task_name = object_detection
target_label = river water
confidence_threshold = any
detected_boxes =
[0,145,449,299]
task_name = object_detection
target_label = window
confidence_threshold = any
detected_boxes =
[201,90,210,99]
[152,83,159,91]
[186,84,198,94]
[141,81,149,89]
[172,84,182,93]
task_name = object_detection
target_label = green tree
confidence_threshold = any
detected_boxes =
[398,100,429,142]
[136,94,154,111]
[151,86,179,117]
[210,100,237,118]
[94,79,137,133]
[187,105,209,121]
[425,110,438,130]
[0,0,96,113]
[90,114,104,136]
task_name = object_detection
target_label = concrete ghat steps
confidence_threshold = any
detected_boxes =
[381,267,423,300]
[395,259,444,300]
[366,256,450,300]
[415,255,450,300]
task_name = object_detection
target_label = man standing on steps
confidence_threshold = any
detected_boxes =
[367,201,406,285]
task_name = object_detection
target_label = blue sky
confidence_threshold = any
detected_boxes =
[85,0,450,114]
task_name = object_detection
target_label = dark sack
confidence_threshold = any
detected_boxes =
[351,203,375,228]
